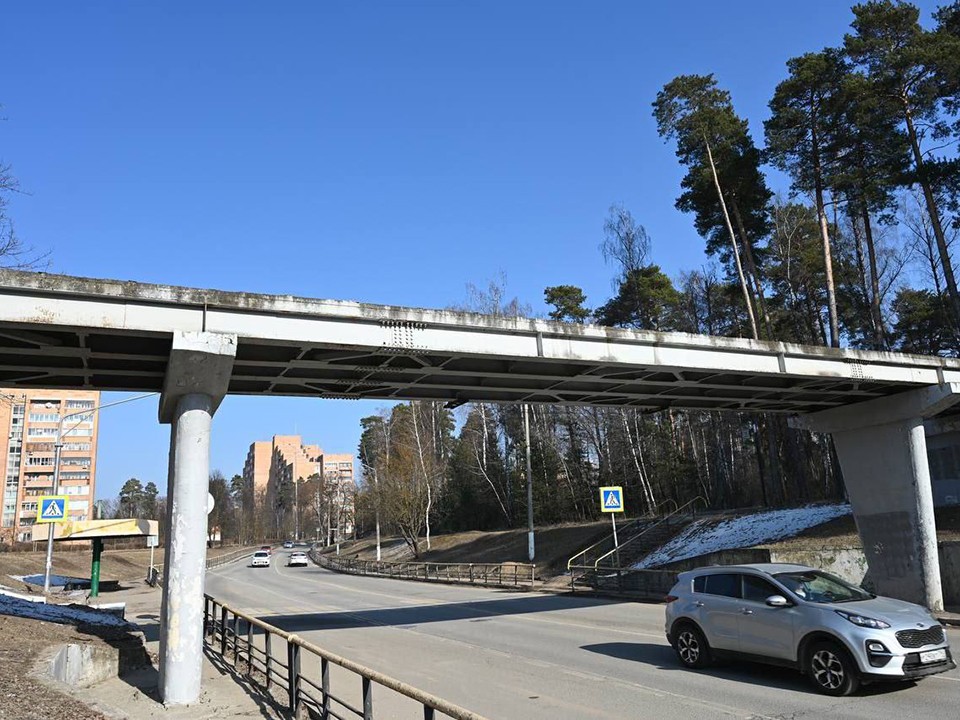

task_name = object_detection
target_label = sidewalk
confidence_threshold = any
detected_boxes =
[49,583,286,720]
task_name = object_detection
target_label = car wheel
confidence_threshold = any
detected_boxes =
[674,622,711,669]
[807,641,860,696]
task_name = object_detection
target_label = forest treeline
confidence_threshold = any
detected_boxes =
[354,2,960,555]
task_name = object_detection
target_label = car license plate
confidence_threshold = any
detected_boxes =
[919,649,947,664]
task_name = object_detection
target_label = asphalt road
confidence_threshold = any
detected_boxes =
[206,552,960,720]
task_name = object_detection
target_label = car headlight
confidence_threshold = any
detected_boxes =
[835,609,890,629]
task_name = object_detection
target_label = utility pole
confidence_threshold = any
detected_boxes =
[42,392,157,593]
[523,403,535,563]
[42,416,64,594]
[294,477,300,541]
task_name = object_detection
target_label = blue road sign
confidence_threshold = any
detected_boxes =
[599,486,624,513]
[38,495,69,523]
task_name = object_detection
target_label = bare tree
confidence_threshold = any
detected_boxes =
[0,159,47,270]
[600,204,651,283]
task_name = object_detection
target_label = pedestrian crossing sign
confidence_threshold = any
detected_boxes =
[38,495,69,523]
[599,486,624,513]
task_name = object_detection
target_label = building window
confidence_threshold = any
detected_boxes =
[28,413,61,423]
[66,400,95,410]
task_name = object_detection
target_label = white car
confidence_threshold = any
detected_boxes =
[287,552,309,567]
[251,551,271,568]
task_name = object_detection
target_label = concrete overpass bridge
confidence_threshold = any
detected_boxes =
[1,269,958,703]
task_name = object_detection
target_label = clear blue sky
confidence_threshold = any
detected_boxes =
[2,1,944,501]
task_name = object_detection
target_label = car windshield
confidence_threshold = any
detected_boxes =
[773,570,871,603]
[254,552,269,558]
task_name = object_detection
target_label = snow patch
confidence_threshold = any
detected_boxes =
[0,592,132,628]
[635,503,851,569]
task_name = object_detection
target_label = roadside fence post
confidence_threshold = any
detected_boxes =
[362,676,373,720]
[265,632,273,689]
[287,640,301,714]
[233,614,241,660]
[220,605,228,656]
[321,657,330,717]
[246,621,253,674]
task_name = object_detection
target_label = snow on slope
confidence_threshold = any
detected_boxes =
[635,503,851,569]
[0,592,131,628]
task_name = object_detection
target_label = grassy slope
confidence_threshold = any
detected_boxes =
[329,506,960,581]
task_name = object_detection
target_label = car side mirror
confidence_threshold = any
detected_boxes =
[765,595,790,608]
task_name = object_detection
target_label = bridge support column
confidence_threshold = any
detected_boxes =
[792,383,960,611]
[157,331,236,706]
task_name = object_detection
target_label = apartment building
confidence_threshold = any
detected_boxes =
[0,388,101,543]
[242,434,355,538]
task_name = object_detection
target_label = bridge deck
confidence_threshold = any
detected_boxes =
[1,270,957,413]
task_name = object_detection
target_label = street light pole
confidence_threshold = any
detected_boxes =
[41,392,158,593]
[294,478,299,541]
[361,461,381,562]
[524,403,535,563]
[42,416,64,593]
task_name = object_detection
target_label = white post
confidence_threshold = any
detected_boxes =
[158,393,213,705]
[523,403,535,562]
[42,418,64,593]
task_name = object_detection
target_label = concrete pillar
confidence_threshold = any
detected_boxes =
[791,383,960,611]
[157,331,236,706]
[158,392,213,704]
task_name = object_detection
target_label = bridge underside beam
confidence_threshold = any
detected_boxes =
[792,383,960,610]
[0,321,930,413]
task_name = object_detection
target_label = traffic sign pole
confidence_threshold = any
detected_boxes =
[43,435,64,594]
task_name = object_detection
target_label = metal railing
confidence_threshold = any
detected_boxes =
[314,552,536,589]
[564,498,682,573]
[207,546,260,570]
[592,495,709,572]
[567,495,709,596]
[204,594,491,720]
[565,517,649,572]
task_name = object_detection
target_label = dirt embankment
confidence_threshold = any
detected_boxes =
[0,545,250,594]
[0,613,111,720]
[333,521,614,579]
[327,506,960,581]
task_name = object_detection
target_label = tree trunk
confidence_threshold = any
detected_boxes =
[809,106,840,348]
[730,198,773,339]
[903,102,960,332]
[860,202,886,349]
[704,135,759,340]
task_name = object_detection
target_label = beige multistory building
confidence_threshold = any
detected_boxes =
[242,435,355,539]
[0,388,101,543]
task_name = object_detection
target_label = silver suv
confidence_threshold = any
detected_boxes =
[664,563,955,695]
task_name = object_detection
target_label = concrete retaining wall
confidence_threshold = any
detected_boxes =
[940,541,960,606]
[46,634,150,688]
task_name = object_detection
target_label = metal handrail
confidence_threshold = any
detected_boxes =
[591,495,709,571]
[204,594,491,720]
[316,552,536,588]
[655,498,679,516]
[206,546,260,570]
[564,497,684,572]
[566,516,646,571]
